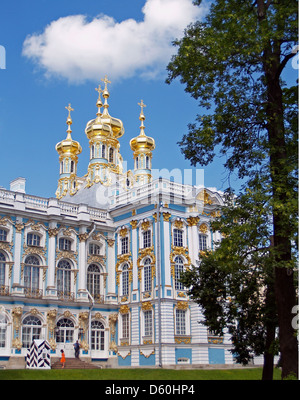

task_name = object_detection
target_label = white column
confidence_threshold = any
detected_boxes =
[45,223,58,298]
[162,213,171,288]
[77,230,88,301]
[11,219,24,296]
[130,221,138,292]
[106,237,116,303]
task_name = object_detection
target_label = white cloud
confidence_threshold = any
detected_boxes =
[22,0,205,83]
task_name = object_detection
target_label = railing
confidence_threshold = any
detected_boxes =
[24,287,43,299]
[0,188,108,221]
[93,294,105,303]
[57,291,75,302]
[113,178,193,206]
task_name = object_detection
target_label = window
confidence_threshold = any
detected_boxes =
[59,238,72,251]
[122,313,129,339]
[145,156,150,169]
[87,264,101,299]
[0,229,7,242]
[0,252,5,286]
[144,258,152,292]
[144,310,153,337]
[122,264,129,296]
[89,243,101,255]
[199,234,207,251]
[135,157,139,169]
[143,230,151,248]
[102,145,106,158]
[0,314,7,348]
[109,147,114,163]
[175,309,186,335]
[70,160,74,173]
[173,229,183,247]
[22,316,41,348]
[91,320,105,350]
[57,259,71,296]
[27,233,41,247]
[56,318,74,343]
[174,256,184,290]
[121,237,129,254]
[24,256,40,296]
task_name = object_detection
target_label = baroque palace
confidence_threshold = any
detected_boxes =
[0,77,232,367]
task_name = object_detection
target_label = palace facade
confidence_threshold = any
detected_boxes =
[0,78,233,367]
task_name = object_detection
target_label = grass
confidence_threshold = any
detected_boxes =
[0,367,282,380]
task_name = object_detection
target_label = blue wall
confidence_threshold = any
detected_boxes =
[139,353,155,366]
[208,348,225,364]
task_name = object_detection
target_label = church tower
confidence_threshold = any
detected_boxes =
[85,77,125,188]
[130,100,155,186]
[55,104,82,199]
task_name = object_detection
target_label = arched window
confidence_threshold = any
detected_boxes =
[57,259,71,296]
[56,318,74,344]
[109,147,114,163]
[122,264,129,296]
[174,256,184,290]
[87,264,101,300]
[70,160,74,173]
[0,252,5,286]
[135,157,139,169]
[22,315,42,348]
[146,156,150,169]
[24,256,40,295]
[0,314,7,348]
[91,320,105,350]
[144,258,152,292]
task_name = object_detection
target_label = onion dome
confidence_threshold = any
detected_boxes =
[130,100,155,153]
[56,104,82,157]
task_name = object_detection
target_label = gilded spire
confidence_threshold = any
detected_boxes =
[138,100,146,136]
[95,84,103,121]
[65,103,74,139]
[101,75,111,115]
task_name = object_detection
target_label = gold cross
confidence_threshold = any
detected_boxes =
[138,100,146,113]
[95,84,102,98]
[101,75,111,90]
[65,103,74,118]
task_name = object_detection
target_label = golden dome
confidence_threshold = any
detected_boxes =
[130,100,155,153]
[56,104,82,156]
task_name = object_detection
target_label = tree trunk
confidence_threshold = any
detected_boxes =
[263,49,299,379]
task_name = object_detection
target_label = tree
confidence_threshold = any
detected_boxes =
[181,178,280,379]
[166,0,298,378]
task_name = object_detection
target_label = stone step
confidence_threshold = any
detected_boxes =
[51,357,101,369]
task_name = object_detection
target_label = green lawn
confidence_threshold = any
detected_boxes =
[0,367,282,380]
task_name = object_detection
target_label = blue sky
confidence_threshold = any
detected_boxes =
[0,0,297,198]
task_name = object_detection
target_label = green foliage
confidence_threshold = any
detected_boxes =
[166,0,298,179]
[181,179,280,364]
[167,0,298,375]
